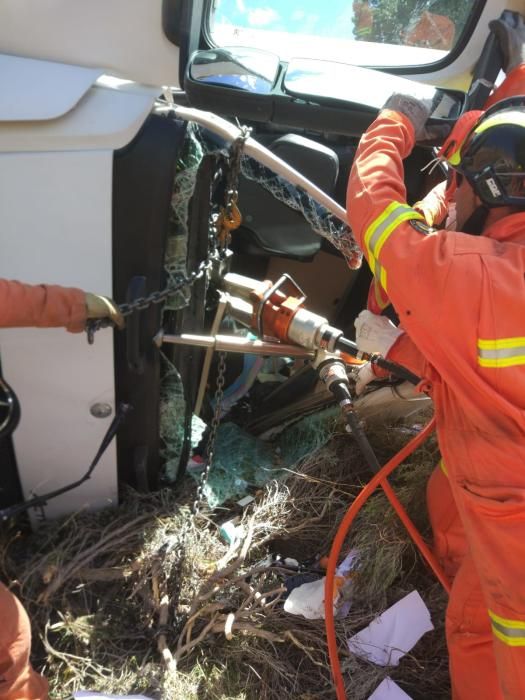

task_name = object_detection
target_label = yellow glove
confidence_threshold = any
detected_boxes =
[85,293,125,330]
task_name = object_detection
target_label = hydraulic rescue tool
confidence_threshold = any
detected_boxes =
[219,272,420,385]
[156,269,423,472]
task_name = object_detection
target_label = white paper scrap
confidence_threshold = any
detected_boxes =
[73,693,154,700]
[368,677,413,700]
[348,590,434,666]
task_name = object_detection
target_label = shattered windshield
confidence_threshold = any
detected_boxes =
[209,0,478,67]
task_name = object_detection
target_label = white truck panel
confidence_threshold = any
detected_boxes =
[0,67,160,521]
[0,54,102,122]
[0,0,180,88]
[0,64,159,152]
[0,150,117,520]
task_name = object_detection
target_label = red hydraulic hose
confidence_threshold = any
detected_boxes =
[324,417,448,700]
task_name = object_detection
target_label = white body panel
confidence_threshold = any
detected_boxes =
[0,54,102,121]
[0,0,180,88]
[0,151,117,520]
[0,57,160,520]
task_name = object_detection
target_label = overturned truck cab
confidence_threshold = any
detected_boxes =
[0,0,498,522]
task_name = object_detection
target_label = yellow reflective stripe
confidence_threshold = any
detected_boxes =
[379,263,387,291]
[478,337,525,368]
[373,279,389,310]
[364,202,400,256]
[364,202,423,262]
[479,356,525,368]
[478,337,525,349]
[439,459,448,478]
[363,203,423,294]
[489,610,525,646]
[474,111,525,136]
[448,149,462,167]
[368,257,388,291]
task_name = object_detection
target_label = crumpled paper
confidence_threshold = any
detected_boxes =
[368,677,413,699]
[348,590,434,666]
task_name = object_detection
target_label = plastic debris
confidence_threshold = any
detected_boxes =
[219,518,244,545]
[368,677,413,700]
[348,590,434,666]
[213,346,264,417]
[284,577,329,619]
[236,495,255,508]
[283,557,299,568]
[191,405,340,507]
[284,550,358,620]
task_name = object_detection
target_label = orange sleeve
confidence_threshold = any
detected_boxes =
[0,582,49,699]
[386,332,430,378]
[347,108,414,242]
[485,63,525,108]
[0,280,86,333]
[346,110,461,361]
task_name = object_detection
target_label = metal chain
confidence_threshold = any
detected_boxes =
[226,126,252,206]
[85,259,211,344]
[214,127,251,249]
[119,260,210,317]
[88,129,251,343]
[192,350,227,517]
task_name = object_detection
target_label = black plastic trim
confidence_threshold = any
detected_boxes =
[185,56,464,139]
[113,114,187,491]
[162,0,206,87]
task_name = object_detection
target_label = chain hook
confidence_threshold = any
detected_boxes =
[215,126,251,248]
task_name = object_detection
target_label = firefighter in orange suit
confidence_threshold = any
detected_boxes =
[347,13,525,699]
[348,19,525,700]
[360,15,525,596]
[0,281,123,700]
[368,14,525,315]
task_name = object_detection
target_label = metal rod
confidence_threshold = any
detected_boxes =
[157,104,348,226]
[156,332,314,358]
[194,293,229,417]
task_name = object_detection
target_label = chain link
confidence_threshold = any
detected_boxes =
[225,126,252,210]
[119,260,210,317]
[85,259,211,344]
[192,350,227,517]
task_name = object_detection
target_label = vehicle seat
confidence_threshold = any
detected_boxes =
[232,134,339,261]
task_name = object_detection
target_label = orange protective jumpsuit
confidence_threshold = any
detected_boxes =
[347,95,525,700]
[1,280,85,700]
[367,63,525,316]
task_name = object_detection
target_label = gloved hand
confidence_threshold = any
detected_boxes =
[383,92,451,142]
[354,362,376,396]
[412,200,434,226]
[85,293,125,330]
[354,309,403,356]
[490,11,525,74]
